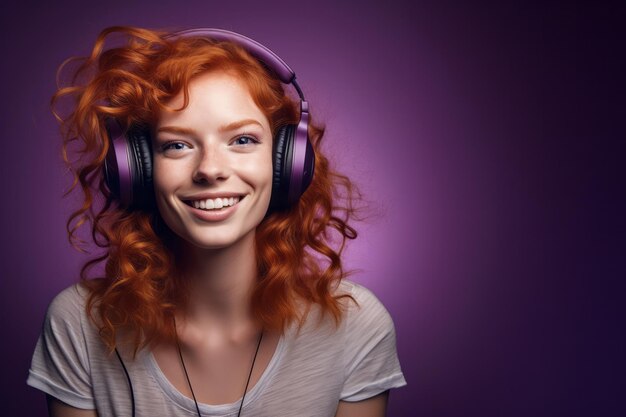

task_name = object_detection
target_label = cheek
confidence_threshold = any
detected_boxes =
[153,157,183,189]
[152,160,169,197]
[237,147,273,186]
[151,159,185,213]
[259,157,274,187]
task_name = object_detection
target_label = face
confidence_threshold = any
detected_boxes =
[153,71,273,250]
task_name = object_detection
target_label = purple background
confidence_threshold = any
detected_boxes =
[1,1,624,416]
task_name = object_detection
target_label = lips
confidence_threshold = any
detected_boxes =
[180,194,246,222]
[185,196,242,210]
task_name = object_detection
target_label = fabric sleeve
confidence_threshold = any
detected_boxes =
[27,285,95,409]
[339,282,407,402]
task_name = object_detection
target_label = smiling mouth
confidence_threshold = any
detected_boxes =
[184,196,244,211]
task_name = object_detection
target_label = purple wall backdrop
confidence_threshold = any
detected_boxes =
[1,1,624,416]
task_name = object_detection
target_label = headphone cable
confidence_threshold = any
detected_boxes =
[115,347,136,417]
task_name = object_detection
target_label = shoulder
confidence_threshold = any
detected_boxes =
[28,283,98,409]
[38,282,102,371]
[45,283,90,325]
[41,283,96,347]
[339,280,387,308]
[337,280,395,334]
[334,281,407,401]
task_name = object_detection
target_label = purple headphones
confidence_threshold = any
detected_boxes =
[104,28,315,211]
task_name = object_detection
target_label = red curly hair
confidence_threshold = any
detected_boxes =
[53,26,359,354]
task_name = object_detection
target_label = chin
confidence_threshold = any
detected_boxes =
[180,228,256,251]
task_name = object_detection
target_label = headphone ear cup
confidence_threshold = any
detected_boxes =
[127,128,153,208]
[270,124,294,211]
[103,121,153,208]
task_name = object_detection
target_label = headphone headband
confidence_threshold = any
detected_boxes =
[171,29,297,88]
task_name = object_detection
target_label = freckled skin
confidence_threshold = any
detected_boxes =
[153,71,273,250]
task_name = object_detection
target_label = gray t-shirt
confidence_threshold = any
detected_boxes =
[28,280,406,416]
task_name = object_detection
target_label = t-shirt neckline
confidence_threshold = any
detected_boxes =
[143,332,286,416]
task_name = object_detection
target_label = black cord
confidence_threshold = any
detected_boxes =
[176,327,264,417]
[237,331,263,416]
[176,335,203,417]
[115,347,136,417]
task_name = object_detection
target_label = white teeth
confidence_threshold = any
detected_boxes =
[190,196,241,210]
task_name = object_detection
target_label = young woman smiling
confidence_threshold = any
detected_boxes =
[27,26,406,417]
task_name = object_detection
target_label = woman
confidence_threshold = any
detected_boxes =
[27,26,406,416]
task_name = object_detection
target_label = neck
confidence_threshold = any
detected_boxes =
[175,231,258,331]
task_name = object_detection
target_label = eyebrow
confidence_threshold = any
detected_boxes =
[218,119,263,133]
[156,119,263,136]
[156,126,197,136]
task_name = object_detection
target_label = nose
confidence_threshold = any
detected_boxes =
[192,144,230,184]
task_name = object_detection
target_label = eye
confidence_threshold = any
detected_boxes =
[232,135,259,146]
[161,142,190,152]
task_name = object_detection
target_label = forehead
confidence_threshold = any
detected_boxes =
[157,71,270,129]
